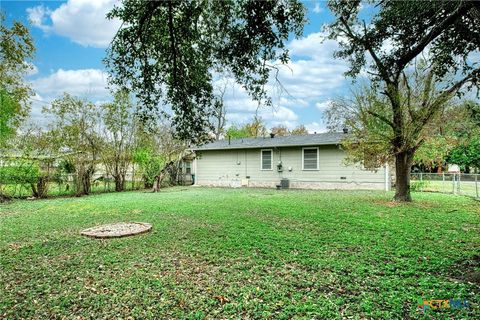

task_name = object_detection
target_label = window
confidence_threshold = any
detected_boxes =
[261,149,273,170]
[302,147,319,170]
[185,161,191,174]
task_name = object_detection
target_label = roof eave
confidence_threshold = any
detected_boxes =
[190,141,341,151]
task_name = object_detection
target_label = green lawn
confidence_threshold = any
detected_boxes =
[1,188,479,319]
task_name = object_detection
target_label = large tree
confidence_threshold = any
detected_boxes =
[0,12,35,147]
[106,0,305,144]
[327,0,480,201]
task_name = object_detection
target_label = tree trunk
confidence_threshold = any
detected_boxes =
[114,174,124,192]
[83,174,91,195]
[75,171,83,197]
[31,176,49,198]
[394,151,414,202]
[152,175,161,192]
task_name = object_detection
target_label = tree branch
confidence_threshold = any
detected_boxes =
[167,1,178,87]
[366,109,394,129]
[413,67,480,137]
[442,67,480,97]
[396,2,474,72]
[402,72,414,121]
[339,17,393,85]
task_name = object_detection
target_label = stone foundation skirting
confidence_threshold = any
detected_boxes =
[195,180,385,190]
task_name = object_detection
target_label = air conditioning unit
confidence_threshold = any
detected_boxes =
[280,178,290,189]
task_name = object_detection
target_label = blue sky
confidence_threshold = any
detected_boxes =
[2,0,353,132]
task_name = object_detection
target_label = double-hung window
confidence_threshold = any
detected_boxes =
[302,147,319,170]
[261,149,273,170]
[185,161,192,174]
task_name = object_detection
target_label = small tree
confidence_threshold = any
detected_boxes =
[133,123,187,191]
[225,117,268,139]
[0,13,35,147]
[13,126,60,198]
[245,116,267,138]
[412,103,474,172]
[270,125,289,136]
[225,124,251,139]
[447,138,480,173]
[211,80,229,140]
[133,145,165,189]
[446,101,480,172]
[44,94,101,196]
[291,125,308,135]
[100,91,137,192]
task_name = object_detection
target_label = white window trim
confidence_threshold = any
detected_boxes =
[302,147,319,171]
[260,149,273,171]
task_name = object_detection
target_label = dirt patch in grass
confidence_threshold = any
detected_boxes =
[373,199,404,207]
[373,199,436,209]
[449,254,480,286]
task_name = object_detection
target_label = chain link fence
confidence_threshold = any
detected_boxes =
[0,173,144,199]
[0,172,193,200]
[411,173,480,199]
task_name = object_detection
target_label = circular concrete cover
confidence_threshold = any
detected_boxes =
[81,222,152,238]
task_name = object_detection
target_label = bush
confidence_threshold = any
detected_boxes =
[410,180,431,192]
[0,163,40,184]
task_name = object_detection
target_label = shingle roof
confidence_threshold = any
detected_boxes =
[191,132,346,151]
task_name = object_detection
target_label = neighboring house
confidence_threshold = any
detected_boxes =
[190,132,390,190]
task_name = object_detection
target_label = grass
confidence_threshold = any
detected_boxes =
[1,187,479,319]
[410,180,479,198]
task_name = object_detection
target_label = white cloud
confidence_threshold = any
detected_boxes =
[31,68,110,98]
[28,68,111,126]
[27,0,121,48]
[288,32,335,60]
[305,122,327,134]
[26,5,51,32]
[219,32,348,129]
[269,33,348,102]
[259,106,298,122]
[28,93,54,127]
[278,97,309,108]
[315,100,333,112]
[313,3,323,14]
[224,95,298,125]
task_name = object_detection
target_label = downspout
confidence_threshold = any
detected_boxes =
[193,154,197,186]
[244,149,247,178]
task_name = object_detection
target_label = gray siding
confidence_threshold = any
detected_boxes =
[194,145,388,189]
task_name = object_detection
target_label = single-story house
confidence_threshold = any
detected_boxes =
[190,132,391,190]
